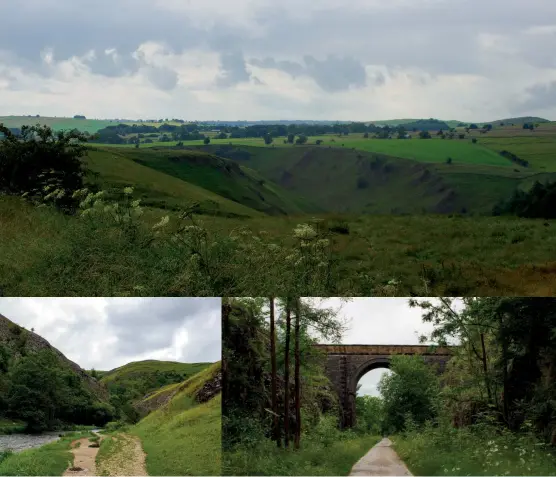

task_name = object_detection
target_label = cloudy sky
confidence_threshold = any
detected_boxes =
[312,297,462,396]
[0,298,221,370]
[0,0,555,121]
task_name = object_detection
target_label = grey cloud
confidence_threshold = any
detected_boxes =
[86,50,141,78]
[513,81,556,114]
[144,65,179,91]
[0,298,221,369]
[216,51,251,87]
[251,55,368,92]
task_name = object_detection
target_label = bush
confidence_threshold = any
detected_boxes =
[0,124,89,211]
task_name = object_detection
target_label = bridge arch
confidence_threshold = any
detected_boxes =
[315,344,455,428]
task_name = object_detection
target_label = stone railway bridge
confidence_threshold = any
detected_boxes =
[314,344,456,428]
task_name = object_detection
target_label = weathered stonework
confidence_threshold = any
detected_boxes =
[314,344,455,428]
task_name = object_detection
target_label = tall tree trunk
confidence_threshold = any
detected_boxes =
[480,333,493,405]
[222,301,231,410]
[269,297,280,447]
[294,298,301,449]
[284,300,292,449]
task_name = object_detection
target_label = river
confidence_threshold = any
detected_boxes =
[0,429,102,453]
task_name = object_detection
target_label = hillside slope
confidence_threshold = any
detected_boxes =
[0,313,106,399]
[198,144,535,214]
[83,147,264,218]
[115,147,319,215]
[130,362,222,475]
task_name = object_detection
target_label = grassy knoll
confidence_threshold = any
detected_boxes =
[393,424,556,476]
[83,147,263,218]
[0,432,94,476]
[223,433,380,476]
[131,363,221,476]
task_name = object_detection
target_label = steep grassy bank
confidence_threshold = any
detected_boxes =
[130,362,222,475]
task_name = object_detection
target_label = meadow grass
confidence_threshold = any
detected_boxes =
[131,364,222,476]
[2,194,556,296]
[223,432,381,476]
[392,423,556,476]
[0,432,93,476]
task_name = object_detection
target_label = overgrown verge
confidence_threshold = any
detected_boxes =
[393,421,556,476]
[0,431,94,476]
[223,415,380,476]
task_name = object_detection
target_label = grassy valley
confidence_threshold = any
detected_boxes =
[1,116,556,295]
[0,313,221,476]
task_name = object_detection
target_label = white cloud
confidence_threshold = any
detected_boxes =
[0,298,221,370]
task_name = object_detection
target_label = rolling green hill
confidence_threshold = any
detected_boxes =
[113,147,320,215]
[84,147,265,218]
[191,144,551,214]
[486,116,550,126]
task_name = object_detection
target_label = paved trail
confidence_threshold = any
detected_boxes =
[350,438,412,476]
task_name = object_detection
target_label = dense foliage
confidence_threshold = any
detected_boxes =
[0,347,114,432]
[494,180,556,218]
[0,123,89,211]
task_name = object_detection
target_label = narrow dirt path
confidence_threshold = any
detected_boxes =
[349,437,412,476]
[95,433,148,477]
[63,436,102,477]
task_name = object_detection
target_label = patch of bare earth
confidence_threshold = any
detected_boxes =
[96,433,148,477]
[63,438,102,477]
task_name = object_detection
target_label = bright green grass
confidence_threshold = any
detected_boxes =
[101,360,212,386]
[84,147,263,218]
[479,136,556,171]
[131,363,221,476]
[0,432,93,476]
[223,434,381,476]
[0,116,115,134]
[393,426,556,476]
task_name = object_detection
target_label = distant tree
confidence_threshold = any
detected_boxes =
[315,139,323,145]
[469,124,478,129]
[73,115,86,119]
[458,133,465,139]
[264,133,273,145]
[287,133,295,144]
[472,138,478,144]
[295,135,308,145]
[204,137,211,145]
[217,132,228,140]
[363,132,369,138]
[446,157,453,164]
[419,131,432,139]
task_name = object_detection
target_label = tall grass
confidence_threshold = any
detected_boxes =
[393,420,556,476]
[223,414,380,476]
